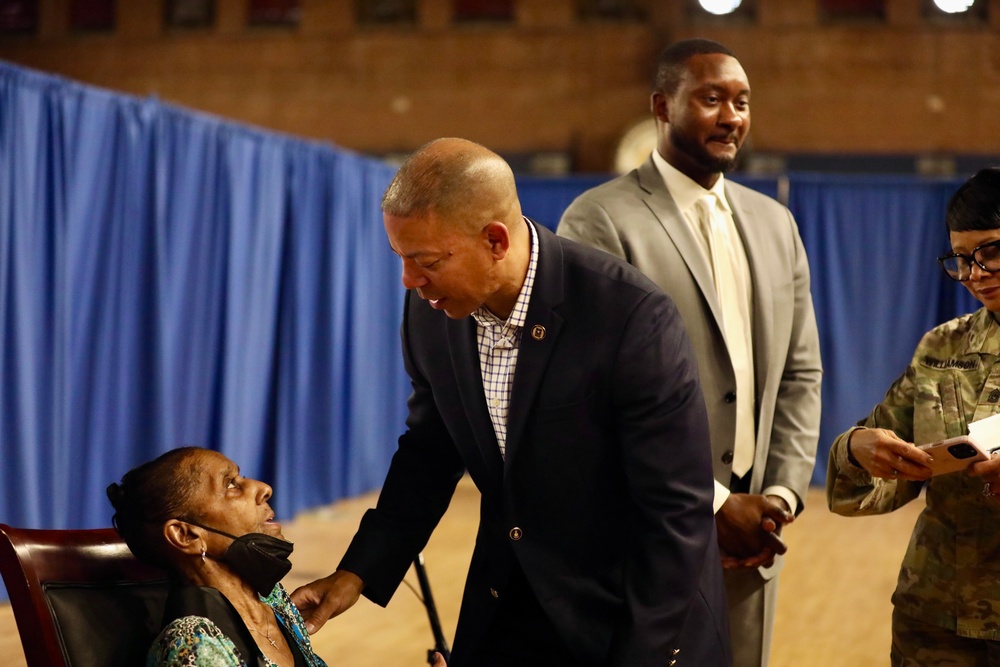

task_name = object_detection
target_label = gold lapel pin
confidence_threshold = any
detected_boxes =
[531,325,546,341]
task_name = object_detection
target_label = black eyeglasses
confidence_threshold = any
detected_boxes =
[938,239,1000,282]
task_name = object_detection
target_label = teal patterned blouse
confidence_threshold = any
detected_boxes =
[146,583,328,667]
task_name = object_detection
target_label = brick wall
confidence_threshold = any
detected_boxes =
[1,0,997,172]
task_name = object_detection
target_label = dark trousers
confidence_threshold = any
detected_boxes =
[470,564,586,667]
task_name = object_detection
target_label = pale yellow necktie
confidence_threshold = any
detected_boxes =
[695,195,756,478]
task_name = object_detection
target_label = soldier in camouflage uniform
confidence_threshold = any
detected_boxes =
[828,168,1000,666]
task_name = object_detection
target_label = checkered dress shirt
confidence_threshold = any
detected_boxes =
[471,219,539,459]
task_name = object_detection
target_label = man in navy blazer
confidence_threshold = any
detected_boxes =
[291,138,731,666]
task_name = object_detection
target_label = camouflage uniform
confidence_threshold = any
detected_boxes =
[828,307,1000,641]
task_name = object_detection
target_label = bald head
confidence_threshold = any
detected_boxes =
[382,138,531,321]
[382,138,522,233]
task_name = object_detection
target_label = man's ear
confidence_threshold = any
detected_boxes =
[651,91,670,123]
[163,519,203,556]
[482,221,511,259]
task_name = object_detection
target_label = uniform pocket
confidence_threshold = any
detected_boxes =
[912,372,964,444]
[938,373,967,438]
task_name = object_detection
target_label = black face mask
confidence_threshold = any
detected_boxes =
[183,518,294,596]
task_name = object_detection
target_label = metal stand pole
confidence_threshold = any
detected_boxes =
[414,552,451,665]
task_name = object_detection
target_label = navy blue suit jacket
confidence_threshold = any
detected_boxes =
[340,221,731,666]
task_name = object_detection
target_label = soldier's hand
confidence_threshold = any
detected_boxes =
[847,428,933,481]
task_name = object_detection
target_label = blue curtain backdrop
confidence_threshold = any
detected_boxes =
[0,60,986,601]
[786,174,977,479]
[0,61,409,553]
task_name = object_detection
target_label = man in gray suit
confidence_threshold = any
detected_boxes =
[557,39,822,667]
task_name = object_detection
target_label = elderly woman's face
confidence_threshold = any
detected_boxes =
[185,449,285,541]
[950,229,1000,313]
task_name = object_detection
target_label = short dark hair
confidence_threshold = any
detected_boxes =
[652,38,737,95]
[945,168,1000,232]
[106,446,204,570]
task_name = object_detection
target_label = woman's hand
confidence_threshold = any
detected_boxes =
[965,451,1000,497]
[847,428,933,481]
[432,652,447,667]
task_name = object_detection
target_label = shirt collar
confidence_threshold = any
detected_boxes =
[651,149,732,216]
[473,217,538,330]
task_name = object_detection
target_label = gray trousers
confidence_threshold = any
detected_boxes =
[724,567,778,667]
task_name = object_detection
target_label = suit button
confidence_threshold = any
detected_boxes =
[668,661,676,667]
[724,391,736,404]
[509,527,523,541]
[990,389,1000,402]
[722,451,734,464]
[490,588,499,598]
[672,648,680,655]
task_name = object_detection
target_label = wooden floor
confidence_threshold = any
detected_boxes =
[1,478,922,666]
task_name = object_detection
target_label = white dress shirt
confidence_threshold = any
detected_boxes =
[652,150,798,514]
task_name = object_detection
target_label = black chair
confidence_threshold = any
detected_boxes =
[0,523,170,667]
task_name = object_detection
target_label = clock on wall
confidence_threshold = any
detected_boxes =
[613,117,657,175]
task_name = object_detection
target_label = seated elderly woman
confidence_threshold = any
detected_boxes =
[827,167,1000,664]
[106,446,325,666]
[108,446,449,667]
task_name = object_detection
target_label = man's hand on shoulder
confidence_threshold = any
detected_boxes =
[289,570,364,635]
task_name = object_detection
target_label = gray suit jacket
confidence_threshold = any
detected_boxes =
[558,156,823,581]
